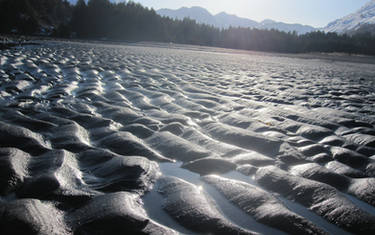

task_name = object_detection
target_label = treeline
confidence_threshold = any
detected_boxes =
[0,0,72,34]
[1,0,375,55]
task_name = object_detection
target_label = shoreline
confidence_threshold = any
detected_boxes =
[2,34,375,65]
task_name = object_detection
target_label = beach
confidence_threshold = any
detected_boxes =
[1,41,375,234]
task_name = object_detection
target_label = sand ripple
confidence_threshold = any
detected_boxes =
[1,41,375,234]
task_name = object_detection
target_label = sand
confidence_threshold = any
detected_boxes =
[0,40,375,234]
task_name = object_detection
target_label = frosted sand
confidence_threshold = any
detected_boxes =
[1,41,375,234]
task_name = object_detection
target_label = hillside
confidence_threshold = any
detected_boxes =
[324,0,375,33]
[0,0,72,35]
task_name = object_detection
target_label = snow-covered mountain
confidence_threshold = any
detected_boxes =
[157,7,218,27]
[259,19,316,35]
[214,11,258,29]
[157,7,316,34]
[324,0,375,33]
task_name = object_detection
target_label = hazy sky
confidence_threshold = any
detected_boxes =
[70,0,371,28]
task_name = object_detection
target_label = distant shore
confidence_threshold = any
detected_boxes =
[2,34,375,65]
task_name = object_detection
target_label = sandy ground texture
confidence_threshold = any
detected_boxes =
[1,41,375,234]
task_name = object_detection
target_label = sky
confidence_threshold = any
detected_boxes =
[69,0,371,28]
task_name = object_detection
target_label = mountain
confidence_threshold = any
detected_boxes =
[213,12,258,29]
[324,0,375,34]
[157,6,316,34]
[157,7,217,27]
[259,19,316,35]
[350,23,375,35]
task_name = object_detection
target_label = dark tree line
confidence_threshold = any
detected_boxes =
[0,0,72,35]
[1,0,375,55]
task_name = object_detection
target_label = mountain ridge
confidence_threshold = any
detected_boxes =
[324,0,375,33]
[157,6,316,34]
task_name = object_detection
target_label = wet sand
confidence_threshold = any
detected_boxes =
[1,40,375,234]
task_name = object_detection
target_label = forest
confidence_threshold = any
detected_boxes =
[0,0,374,55]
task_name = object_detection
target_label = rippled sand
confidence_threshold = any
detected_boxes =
[1,41,375,234]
